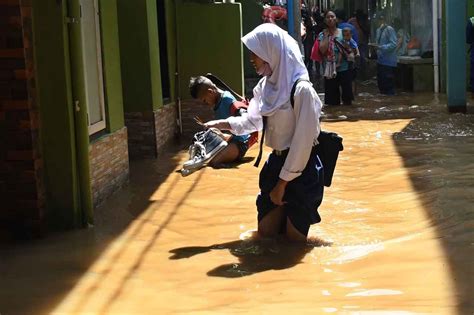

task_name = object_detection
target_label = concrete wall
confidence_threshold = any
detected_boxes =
[176,1,244,99]
[2,0,131,231]
[165,0,177,101]
[236,0,264,80]
[117,0,163,112]
[32,0,82,228]
[120,0,177,159]
[100,0,125,132]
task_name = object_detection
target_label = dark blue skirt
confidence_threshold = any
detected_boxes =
[256,148,325,236]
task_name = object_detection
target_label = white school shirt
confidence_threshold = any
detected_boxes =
[227,81,322,182]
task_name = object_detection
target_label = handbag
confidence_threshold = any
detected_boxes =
[310,38,323,62]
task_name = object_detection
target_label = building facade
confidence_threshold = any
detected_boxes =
[0,0,244,236]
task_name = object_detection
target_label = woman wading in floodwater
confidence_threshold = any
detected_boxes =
[204,23,325,241]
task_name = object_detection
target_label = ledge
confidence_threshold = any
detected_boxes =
[398,57,433,65]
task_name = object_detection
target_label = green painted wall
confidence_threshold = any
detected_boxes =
[147,0,163,109]
[99,0,125,132]
[117,0,163,112]
[165,0,177,101]
[236,0,264,79]
[68,0,94,225]
[32,0,80,228]
[176,2,244,99]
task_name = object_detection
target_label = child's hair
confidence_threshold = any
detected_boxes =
[189,76,216,99]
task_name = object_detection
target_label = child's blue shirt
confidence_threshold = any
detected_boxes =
[214,91,250,143]
[347,38,358,49]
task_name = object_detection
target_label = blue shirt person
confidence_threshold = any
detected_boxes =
[334,8,359,44]
[370,13,397,95]
[214,91,250,144]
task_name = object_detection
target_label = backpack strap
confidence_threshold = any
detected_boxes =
[253,116,267,168]
[205,73,246,102]
[254,78,310,168]
[376,25,388,45]
[290,78,312,108]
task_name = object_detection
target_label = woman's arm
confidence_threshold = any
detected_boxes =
[380,27,397,52]
[279,82,321,182]
[205,98,262,136]
[355,46,360,56]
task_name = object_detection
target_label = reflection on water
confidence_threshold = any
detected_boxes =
[1,92,473,314]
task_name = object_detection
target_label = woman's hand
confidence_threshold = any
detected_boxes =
[204,120,231,130]
[269,179,288,206]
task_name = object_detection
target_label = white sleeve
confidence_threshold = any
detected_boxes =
[227,97,263,136]
[279,82,321,182]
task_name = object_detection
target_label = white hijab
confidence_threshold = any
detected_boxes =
[242,23,309,116]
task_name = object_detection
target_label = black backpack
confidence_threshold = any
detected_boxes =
[290,79,343,187]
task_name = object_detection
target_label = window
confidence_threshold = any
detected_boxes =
[80,0,106,135]
[369,0,433,56]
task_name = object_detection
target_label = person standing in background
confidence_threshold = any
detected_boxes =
[369,13,397,95]
[318,10,353,105]
[349,9,369,78]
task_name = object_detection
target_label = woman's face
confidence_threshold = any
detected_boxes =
[325,11,337,27]
[249,51,266,74]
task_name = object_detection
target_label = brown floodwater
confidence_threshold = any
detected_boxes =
[1,91,473,315]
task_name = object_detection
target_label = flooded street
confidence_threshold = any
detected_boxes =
[1,92,473,315]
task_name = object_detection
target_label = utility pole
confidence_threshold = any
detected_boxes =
[287,0,302,52]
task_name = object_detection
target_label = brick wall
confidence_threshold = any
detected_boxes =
[154,104,177,152]
[124,103,177,159]
[89,127,129,208]
[180,99,214,138]
[0,0,44,232]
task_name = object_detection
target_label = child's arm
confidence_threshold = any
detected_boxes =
[206,98,263,136]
